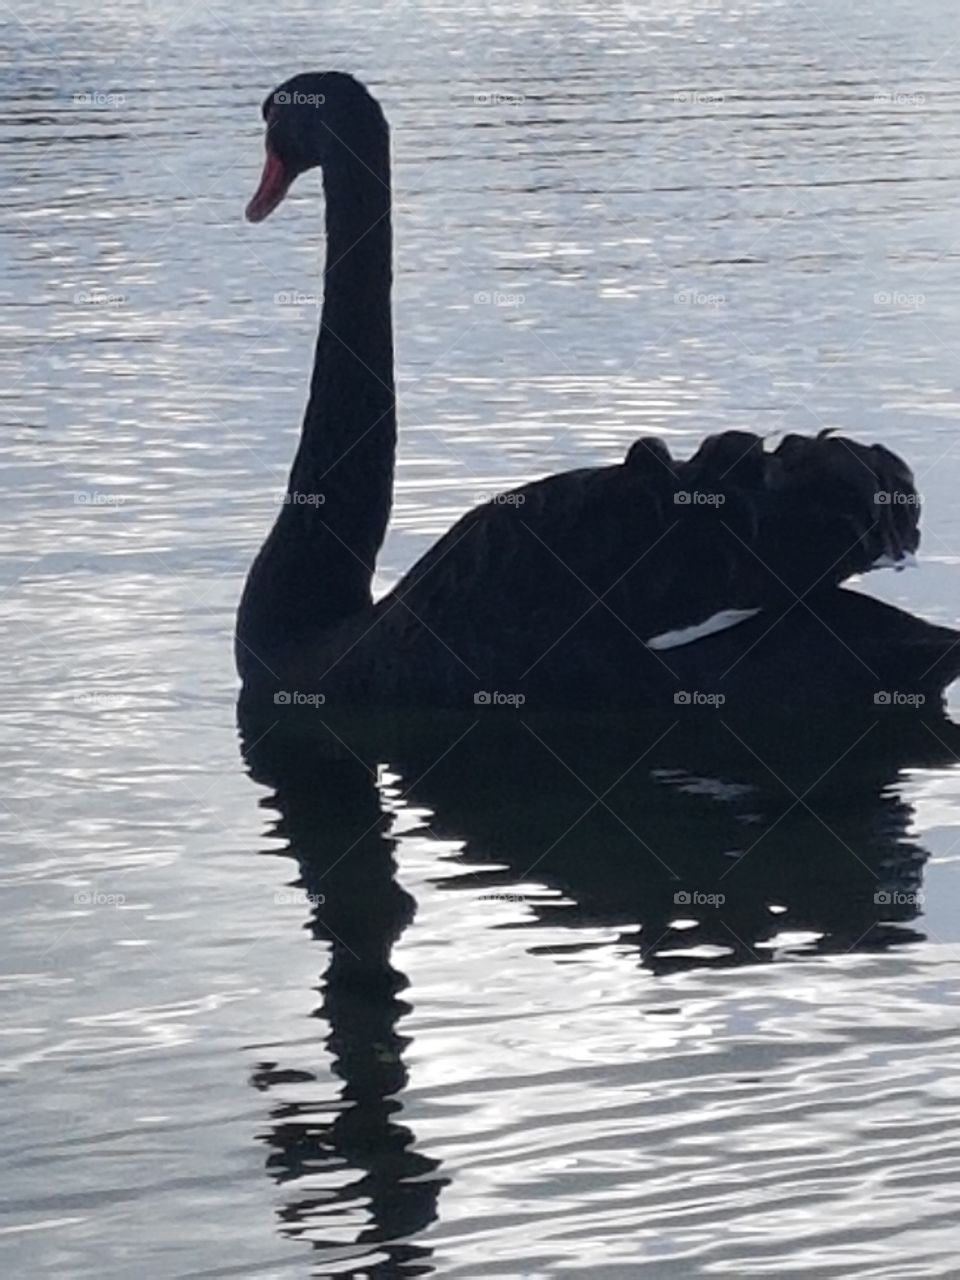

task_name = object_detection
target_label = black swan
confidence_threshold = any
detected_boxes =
[236,72,960,712]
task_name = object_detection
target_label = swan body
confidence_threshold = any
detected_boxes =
[236,72,960,712]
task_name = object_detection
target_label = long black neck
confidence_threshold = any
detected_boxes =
[236,121,395,683]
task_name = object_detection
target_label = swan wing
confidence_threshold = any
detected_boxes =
[365,431,922,695]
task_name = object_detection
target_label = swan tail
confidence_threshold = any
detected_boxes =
[765,431,920,588]
[618,431,932,661]
[660,429,922,600]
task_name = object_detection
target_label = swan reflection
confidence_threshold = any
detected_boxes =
[244,750,445,1275]
[240,706,959,1271]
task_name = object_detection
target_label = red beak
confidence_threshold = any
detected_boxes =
[246,149,293,223]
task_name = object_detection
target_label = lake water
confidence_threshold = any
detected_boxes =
[6,0,960,1274]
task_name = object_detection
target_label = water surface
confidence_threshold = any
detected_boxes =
[5,0,960,1274]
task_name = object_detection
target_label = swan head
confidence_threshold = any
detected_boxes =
[246,71,386,223]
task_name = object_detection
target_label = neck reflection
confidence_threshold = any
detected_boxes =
[242,735,444,1275]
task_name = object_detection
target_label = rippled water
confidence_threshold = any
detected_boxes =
[6,0,960,1274]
